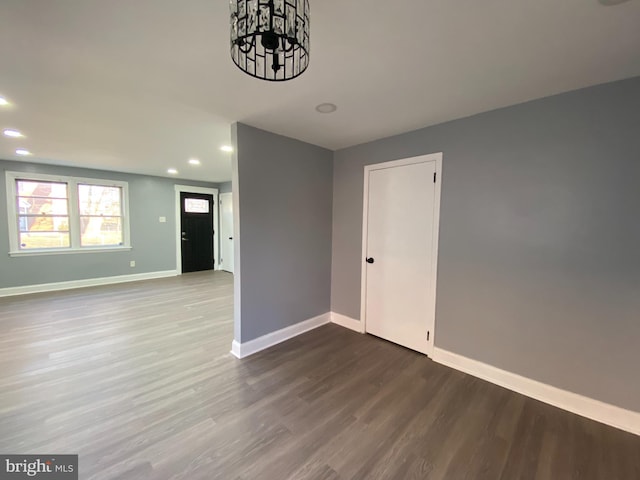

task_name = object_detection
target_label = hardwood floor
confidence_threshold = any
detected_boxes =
[1,271,639,479]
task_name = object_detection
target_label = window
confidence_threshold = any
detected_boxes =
[184,197,210,213]
[6,172,130,255]
[78,184,124,247]
[16,180,70,249]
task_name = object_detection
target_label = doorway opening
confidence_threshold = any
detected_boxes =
[219,192,235,273]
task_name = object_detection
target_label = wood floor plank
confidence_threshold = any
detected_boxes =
[1,270,639,479]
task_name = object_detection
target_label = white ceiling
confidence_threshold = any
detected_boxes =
[1,0,639,182]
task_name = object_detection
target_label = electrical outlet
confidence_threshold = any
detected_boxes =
[130,261,136,268]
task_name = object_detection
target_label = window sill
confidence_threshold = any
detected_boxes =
[9,246,132,257]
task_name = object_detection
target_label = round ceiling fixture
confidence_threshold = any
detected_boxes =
[315,103,337,114]
[230,0,310,81]
[598,0,632,5]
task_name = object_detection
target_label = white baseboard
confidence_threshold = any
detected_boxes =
[230,312,331,359]
[230,340,242,359]
[0,270,178,298]
[331,312,364,333]
[432,347,640,436]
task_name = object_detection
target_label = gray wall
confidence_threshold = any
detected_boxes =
[331,76,640,412]
[234,123,333,343]
[219,181,233,193]
[0,159,219,288]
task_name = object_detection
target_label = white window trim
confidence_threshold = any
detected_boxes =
[5,171,131,256]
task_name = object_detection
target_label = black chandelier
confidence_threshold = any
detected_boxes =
[230,0,310,81]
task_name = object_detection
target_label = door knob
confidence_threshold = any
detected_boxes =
[366,257,375,264]
[229,237,233,240]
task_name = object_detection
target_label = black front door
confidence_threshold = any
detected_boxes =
[180,192,214,273]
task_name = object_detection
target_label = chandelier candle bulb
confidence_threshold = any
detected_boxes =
[230,0,310,81]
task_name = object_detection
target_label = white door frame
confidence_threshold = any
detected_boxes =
[174,185,219,274]
[360,153,443,356]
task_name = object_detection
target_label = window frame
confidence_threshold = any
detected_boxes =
[6,171,131,256]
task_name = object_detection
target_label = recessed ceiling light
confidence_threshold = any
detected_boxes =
[3,129,24,138]
[315,103,338,114]
[599,0,632,5]
[189,158,201,166]
[0,97,9,106]
[220,145,234,153]
[167,168,178,175]
[16,149,31,156]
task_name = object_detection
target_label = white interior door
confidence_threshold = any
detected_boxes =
[219,192,234,273]
[363,155,441,355]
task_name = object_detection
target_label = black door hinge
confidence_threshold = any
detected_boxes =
[433,172,437,183]
[427,331,430,341]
